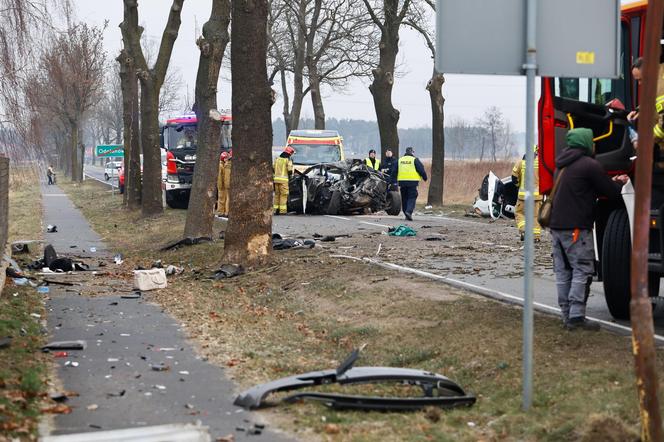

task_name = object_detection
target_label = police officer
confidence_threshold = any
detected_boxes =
[365,149,380,170]
[381,149,397,186]
[395,147,427,221]
[273,146,295,215]
[216,151,231,217]
[511,146,542,242]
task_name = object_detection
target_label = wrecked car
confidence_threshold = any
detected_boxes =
[472,171,518,219]
[287,159,401,216]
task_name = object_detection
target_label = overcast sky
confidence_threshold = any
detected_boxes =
[73,0,605,133]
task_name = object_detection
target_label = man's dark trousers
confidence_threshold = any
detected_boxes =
[400,184,418,216]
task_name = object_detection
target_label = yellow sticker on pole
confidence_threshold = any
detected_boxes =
[576,51,596,65]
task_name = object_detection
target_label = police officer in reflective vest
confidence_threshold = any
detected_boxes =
[365,149,381,170]
[396,147,427,221]
[511,146,542,241]
[273,146,295,215]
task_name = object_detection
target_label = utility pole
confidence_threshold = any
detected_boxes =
[631,1,664,440]
[521,0,537,411]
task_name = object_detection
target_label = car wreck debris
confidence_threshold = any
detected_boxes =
[42,340,87,351]
[46,225,58,233]
[472,171,518,219]
[234,350,476,411]
[133,268,168,291]
[272,238,316,250]
[212,264,245,280]
[288,160,401,216]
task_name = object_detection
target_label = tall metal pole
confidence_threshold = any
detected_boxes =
[522,0,537,411]
[631,1,664,440]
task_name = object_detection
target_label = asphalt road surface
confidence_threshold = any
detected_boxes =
[271,210,664,340]
[84,164,118,188]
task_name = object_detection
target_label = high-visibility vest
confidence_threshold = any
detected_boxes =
[397,156,421,181]
[365,157,381,170]
[273,157,292,183]
[514,157,541,200]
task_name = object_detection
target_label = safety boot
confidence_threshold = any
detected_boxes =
[564,317,600,331]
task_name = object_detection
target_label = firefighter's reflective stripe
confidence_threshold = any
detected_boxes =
[365,158,381,170]
[656,95,664,114]
[397,157,421,181]
[655,124,664,139]
[517,158,541,199]
[273,157,291,183]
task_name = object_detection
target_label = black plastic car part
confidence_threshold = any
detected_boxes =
[233,351,476,411]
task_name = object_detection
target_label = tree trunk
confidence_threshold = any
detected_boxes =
[121,0,185,217]
[223,0,273,266]
[426,70,445,207]
[70,121,82,182]
[309,66,325,129]
[118,50,142,210]
[280,69,292,135]
[139,82,162,216]
[369,4,400,160]
[183,0,231,239]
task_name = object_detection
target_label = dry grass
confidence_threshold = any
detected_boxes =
[0,167,48,440]
[58,179,654,442]
[419,159,515,205]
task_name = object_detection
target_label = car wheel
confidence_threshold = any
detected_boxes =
[602,209,631,319]
[104,173,109,181]
[326,190,342,215]
[385,190,402,216]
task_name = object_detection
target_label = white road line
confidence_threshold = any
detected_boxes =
[84,173,117,189]
[330,254,664,344]
[325,215,351,221]
[360,221,391,228]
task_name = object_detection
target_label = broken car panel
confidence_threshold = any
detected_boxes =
[234,353,476,411]
[472,171,518,219]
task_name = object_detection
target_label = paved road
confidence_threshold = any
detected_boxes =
[271,211,664,339]
[84,164,118,188]
[41,184,289,441]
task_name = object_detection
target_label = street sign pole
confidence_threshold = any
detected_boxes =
[522,0,537,412]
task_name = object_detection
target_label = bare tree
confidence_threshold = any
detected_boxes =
[402,1,445,206]
[223,0,273,266]
[117,49,142,209]
[33,23,106,181]
[361,0,414,159]
[477,106,505,162]
[120,0,185,217]
[183,0,231,240]
[142,33,184,117]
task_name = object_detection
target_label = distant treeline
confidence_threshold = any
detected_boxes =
[272,116,523,160]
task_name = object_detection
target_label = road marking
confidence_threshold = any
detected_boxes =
[84,173,117,189]
[325,215,351,221]
[360,221,391,228]
[330,254,664,344]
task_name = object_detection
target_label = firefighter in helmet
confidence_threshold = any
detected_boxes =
[216,151,232,217]
[512,145,542,242]
[273,146,295,215]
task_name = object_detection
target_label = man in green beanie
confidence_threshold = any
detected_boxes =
[549,128,629,331]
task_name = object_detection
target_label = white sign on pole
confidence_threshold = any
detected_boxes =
[436,0,621,79]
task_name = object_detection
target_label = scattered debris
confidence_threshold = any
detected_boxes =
[42,279,77,286]
[151,363,170,372]
[133,268,167,291]
[10,242,30,255]
[90,247,97,253]
[0,336,12,349]
[46,225,58,233]
[319,235,336,242]
[425,237,443,242]
[324,424,340,435]
[160,236,212,251]
[121,291,142,299]
[154,385,166,390]
[86,404,98,411]
[13,278,29,286]
[37,286,50,294]
[165,265,184,276]
[273,238,315,250]
[106,389,126,398]
[234,349,476,411]
[64,361,80,367]
[114,254,124,265]
[151,260,163,269]
[216,434,235,442]
[42,340,87,351]
[388,225,417,237]
[212,264,245,280]
[52,351,68,358]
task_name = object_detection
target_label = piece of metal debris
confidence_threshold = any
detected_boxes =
[42,340,87,351]
[234,349,476,411]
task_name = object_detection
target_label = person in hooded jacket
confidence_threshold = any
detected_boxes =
[549,128,629,331]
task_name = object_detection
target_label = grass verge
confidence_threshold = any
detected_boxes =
[61,179,651,442]
[1,167,48,440]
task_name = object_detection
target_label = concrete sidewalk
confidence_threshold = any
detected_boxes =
[41,184,289,440]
